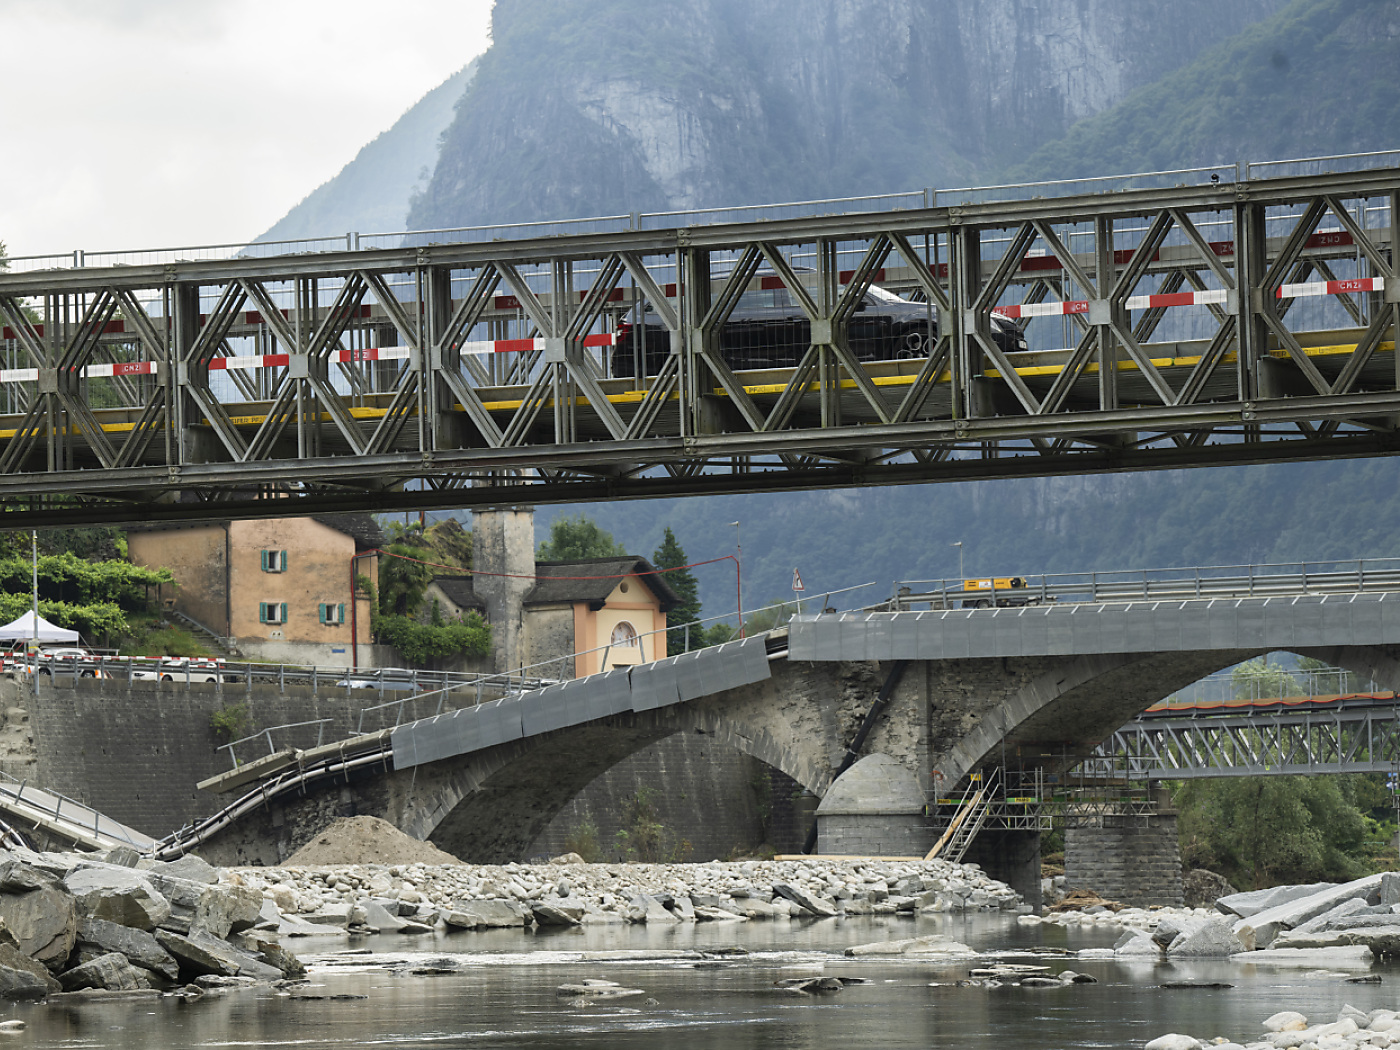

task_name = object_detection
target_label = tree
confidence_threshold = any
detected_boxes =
[652,526,704,652]
[377,520,433,618]
[1175,774,1376,889]
[537,514,625,561]
[1231,656,1301,701]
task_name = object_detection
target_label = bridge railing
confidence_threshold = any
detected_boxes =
[8,652,532,698]
[885,556,1400,611]
[1247,148,1400,181]
[369,581,878,727]
[5,149,1386,274]
[1157,666,1387,710]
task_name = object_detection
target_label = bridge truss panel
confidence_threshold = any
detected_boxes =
[0,167,1397,527]
[1082,704,1400,779]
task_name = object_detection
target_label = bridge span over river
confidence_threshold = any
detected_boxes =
[0,151,1397,529]
[119,557,1400,904]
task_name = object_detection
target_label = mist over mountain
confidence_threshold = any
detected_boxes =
[254,61,476,243]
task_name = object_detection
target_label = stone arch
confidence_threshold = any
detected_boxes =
[929,648,1268,784]
[387,659,856,862]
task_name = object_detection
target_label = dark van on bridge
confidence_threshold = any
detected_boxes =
[611,272,1027,377]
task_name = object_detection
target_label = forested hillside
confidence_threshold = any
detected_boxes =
[532,457,1400,621]
[1015,0,1400,180]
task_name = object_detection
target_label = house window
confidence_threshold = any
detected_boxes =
[610,621,638,648]
[259,602,288,625]
[261,550,287,573]
[319,603,346,626]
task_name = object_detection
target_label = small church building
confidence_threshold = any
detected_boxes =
[430,509,680,678]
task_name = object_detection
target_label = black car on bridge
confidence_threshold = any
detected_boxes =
[610,274,1027,377]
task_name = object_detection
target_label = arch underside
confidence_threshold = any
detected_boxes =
[940,649,1268,782]
[947,643,1400,783]
[406,678,838,863]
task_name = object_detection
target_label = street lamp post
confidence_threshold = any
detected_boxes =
[951,540,964,583]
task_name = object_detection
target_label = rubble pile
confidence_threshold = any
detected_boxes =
[1035,872,1400,966]
[236,854,1024,933]
[1145,1004,1400,1050]
[0,845,304,1001]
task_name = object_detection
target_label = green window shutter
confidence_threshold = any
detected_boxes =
[279,550,288,572]
[280,603,288,624]
[260,551,269,572]
[338,603,345,625]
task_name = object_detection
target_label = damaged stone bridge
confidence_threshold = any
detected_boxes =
[183,588,1400,902]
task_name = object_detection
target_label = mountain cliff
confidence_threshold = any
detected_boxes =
[409,0,1285,230]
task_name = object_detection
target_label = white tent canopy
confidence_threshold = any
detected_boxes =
[0,611,79,644]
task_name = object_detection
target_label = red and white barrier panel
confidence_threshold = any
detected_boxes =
[0,361,158,385]
[993,277,1385,320]
[1277,276,1385,299]
[198,335,617,373]
[458,333,616,356]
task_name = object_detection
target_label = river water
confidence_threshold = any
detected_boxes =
[11,914,1396,1048]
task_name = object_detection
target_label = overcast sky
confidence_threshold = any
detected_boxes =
[0,0,493,259]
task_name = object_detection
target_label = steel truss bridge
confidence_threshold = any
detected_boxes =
[1080,693,1400,779]
[1,153,1398,528]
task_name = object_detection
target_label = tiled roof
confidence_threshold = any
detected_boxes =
[525,557,681,611]
[429,575,486,612]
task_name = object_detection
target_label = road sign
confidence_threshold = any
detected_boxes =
[792,568,805,592]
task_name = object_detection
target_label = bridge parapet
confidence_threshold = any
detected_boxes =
[791,591,1400,662]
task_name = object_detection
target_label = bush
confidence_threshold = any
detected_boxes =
[210,704,249,741]
[375,611,490,665]
[563,821,603,863]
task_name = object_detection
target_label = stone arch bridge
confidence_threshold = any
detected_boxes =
[183,588,1400,896]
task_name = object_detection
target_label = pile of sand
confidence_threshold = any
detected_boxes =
[284,815,461,867]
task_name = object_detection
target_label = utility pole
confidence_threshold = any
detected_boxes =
[731,521,744,639]
[30,530,37,649]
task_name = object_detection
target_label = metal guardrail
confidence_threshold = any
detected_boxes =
[884,557,1400,611]
[3,148,1388,272]
[0,770,153,851]
[8,653,509,696]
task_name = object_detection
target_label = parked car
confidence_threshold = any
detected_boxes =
[11,647,107,678]
[611,273,1028,377]
[128,656,226,683]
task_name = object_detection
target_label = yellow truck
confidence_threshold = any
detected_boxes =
[959,576,1050,609]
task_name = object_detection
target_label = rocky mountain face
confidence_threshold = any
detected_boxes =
[408,0,1286,230]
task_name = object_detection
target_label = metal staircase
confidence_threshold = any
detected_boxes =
[926,768,998,864]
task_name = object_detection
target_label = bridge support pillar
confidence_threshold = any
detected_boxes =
[814,754,933,857]
[961,830,1041,914]
[1064,799,1182,908]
